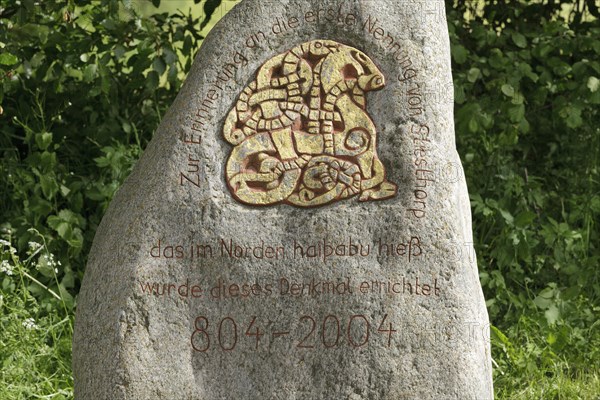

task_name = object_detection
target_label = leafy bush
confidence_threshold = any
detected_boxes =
[448,0,600,395]
[0,0,212,306]
[0,1,216,397]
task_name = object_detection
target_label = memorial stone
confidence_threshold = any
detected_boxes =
[73,0,494,398]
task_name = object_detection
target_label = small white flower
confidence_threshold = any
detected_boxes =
[0,260,13,276]
[28,242,42,251]
[54,268,58,274]
[22,318,38,330]
[0,239,10,247]
[40,253,60,270]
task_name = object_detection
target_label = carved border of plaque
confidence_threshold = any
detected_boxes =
[223,39,397,207]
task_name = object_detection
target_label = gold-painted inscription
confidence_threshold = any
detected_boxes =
[223,39,397,207]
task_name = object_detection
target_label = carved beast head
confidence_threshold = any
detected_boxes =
[319,44,385,94]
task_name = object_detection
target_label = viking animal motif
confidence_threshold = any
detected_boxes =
[223,39,397,207]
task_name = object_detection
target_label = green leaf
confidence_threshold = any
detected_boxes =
[511,32,527,48]
[552,61,572,76]
[511,91,524,105]
[0,52,19,66]
[42,60,59,82]
[451,44,468,64]
[518,117,530,133]
[83,64,98,82]
[468,117,478,133]
[152,57,166,76]
[501,84,515,97]
[490,325,512,349]
[590,196,600,212]
[101,18,118,31]
[60,184,71,197]
[58,283,75,308]
[85,184,109,201]
[499,209,514,225]
[467,67,481,83]
[40,175,59,200]
[489,48,506,69]
[47,215,61,230]
[29,51,46,68]
[587,76,600,93]
[534,288,554,309]
[167,64,178,84]
[62,268,75,289]
[39,151,57,172]
[545,305,560,325]
[508,104,525,122]
[29,197,52,217]
[146,71,159,90]
[67,228,84,249]
[101,74,111,94]
[479,112,493,129]
[22,0,35,11]
[66,66,83,80]
[562,106,583,129]
[114,44,126,60]
[122,121,132,134]
[47,213,72,239]
[454,82,465,104]
[183,35,193,55]
[58,209,80,225]
[163,48,178,65]
[514,211,536,228]
[201,0,223,30]
[534,43,553,58]
[55,221,71,239]
[35,131,53,150]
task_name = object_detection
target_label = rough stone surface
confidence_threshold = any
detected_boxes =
[73,1,494,399]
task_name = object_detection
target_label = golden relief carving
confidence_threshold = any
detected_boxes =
[223,39,397,207]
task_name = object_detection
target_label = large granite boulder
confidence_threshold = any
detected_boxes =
[73,1,494,398]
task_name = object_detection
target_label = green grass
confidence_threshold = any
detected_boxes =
[1,238,73,400]
[491,312,600,399]
[496,369,600,400]
[0,299,73,399]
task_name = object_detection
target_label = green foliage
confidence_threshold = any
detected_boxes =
[448,0,600,395]
[0,1,221,396]
[0,0,213,304]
